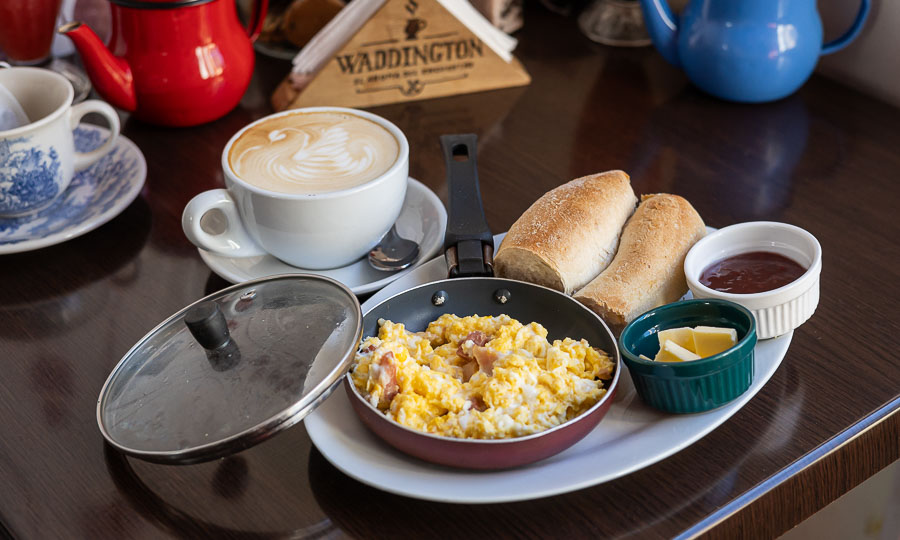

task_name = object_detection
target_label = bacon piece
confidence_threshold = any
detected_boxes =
[456,331,490,360]
[461,361,477,382]
[473,346,499,376]
[469,396,487,412]
[593,348,614,379]
[376,351,399,408]
[361,343,376,353]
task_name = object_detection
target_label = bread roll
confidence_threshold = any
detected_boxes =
[494,171,637,294]
[574,194,706,333]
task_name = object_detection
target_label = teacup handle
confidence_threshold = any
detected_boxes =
[182,189,267,258]
[68,100,121,170]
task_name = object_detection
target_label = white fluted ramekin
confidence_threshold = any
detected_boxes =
[684,222,821,340]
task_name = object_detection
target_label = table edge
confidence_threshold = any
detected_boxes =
[681,394,900,539]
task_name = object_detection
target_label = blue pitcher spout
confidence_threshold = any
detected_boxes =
[640,0,681,68]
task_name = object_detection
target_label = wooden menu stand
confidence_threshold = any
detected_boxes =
[271,0,531,110]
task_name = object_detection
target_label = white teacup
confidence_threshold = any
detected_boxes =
[0,66,120,216]
[182,107,409,270]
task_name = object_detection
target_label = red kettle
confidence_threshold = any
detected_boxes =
[61,0,268,127]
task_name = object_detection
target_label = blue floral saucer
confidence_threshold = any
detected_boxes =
[0,125,146,254]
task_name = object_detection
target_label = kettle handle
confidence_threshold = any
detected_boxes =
[244,0,269,42]
[821,0,870,55]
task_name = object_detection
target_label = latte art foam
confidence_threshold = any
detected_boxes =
[228,112,400,194]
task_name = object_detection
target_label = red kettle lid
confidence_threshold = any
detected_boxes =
[108,0,216,8]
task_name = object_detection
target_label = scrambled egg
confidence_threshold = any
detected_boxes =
[350,314,614,439]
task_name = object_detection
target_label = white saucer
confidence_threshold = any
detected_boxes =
[198,177,448,295]
[0,125,146,254]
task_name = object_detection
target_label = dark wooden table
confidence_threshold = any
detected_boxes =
[2,4,898,539]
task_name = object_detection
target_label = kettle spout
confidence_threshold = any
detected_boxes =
[639,0,681,68]
[59,22,136,112]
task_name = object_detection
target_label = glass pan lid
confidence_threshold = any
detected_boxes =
[97,274,362,464]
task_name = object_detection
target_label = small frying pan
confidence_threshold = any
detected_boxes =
[345,134,620,470]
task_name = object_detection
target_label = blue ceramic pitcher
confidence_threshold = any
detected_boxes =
[640,0,870,102]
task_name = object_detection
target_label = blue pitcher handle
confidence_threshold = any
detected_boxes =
[821,0,870,55]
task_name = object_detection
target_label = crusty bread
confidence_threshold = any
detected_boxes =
[494,170,637,294]
[574,194,706,333]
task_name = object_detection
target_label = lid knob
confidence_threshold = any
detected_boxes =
[185,301,241,371]
[185,301,231,350]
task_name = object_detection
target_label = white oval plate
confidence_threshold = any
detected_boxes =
[197,178,447,295]
[0,125,146,254]
[305,233,792,503]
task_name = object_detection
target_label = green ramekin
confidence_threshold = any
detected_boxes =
[618,299,758,414]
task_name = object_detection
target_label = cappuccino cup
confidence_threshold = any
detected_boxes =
[0,67,120,216]
[182,107,409,269]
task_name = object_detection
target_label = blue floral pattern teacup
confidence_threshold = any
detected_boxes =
[0,67,119,216]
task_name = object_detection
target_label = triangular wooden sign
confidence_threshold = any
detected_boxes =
[271,0,530,110]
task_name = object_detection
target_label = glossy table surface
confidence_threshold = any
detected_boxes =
[2,4,899,539]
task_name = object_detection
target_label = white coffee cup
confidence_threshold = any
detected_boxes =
[182,107,409,270]
[0,66,120,216]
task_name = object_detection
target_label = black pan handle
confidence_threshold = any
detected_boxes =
[440,134,494,278]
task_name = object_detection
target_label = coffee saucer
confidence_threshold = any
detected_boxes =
[0,125,146,254]
[197,178,448,295]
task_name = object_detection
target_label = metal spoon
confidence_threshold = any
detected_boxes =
[368,225,420,271]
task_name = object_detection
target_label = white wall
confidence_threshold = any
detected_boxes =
[818,0,900,108]
[779,460,900,540]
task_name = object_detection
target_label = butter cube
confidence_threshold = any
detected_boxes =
[693,326,738,357]
[654,340,702,363]
[658,327,696,353]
